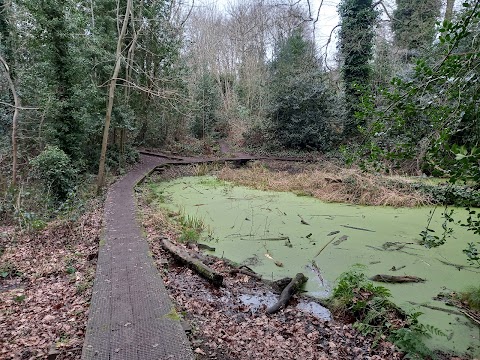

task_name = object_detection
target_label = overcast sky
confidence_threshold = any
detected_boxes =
[194,0,341,52]
[191,0,457,63]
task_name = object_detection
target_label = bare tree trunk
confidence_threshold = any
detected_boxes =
[444,0,455,22]
[97,0,133,192]
[0,55,20,186]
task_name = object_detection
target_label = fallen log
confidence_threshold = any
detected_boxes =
[160,238,223,287]
[268,277,293,293]
[460,309,480,326]
[230,268,262,280]
[370,274,425,283]
[407,301,463,316]
[197,243,216,251]
[267,273,307,314]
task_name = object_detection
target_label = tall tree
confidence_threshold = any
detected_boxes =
[267,30,336,151]
[393,0,441,52]
[444,0,456,22]
[338,0,378,136]
[0,55,19,186]
[27,0,83,160]
[0,0,17,185]
[0,0,13,70]
[97,0,132,191]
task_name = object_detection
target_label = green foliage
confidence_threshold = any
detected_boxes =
[389,327,434,359]
[350,1,480,263]
[266,31,337,151]
[332,265,391,312]
[177,213,205,243]
[30,146,77,201]
[463,242,480,267]
[191,72,224,139]
[25,0,84,160]
[179,228,200,243]
[393,0,442,51]
[459,285,480,310]
[415,183,480,207]
[357,1,480,174]
[338,0,378,135]
[331,266,444,357]
[13,294,26,303]
[0,262,21,279]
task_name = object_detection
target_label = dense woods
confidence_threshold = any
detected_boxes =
[0,0,479,245]
[1,0,480,358]
[0,1,476,177]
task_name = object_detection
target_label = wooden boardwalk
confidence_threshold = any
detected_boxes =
[82,155,193,359]
[82,150,308,358]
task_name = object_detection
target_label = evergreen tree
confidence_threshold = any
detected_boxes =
[26,0,83,160]
[393,0,441,52]
[267,31,336,151]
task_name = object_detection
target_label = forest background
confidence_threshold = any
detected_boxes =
[0,0,479,246]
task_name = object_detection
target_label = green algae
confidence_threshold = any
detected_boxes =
[153,176,480,357]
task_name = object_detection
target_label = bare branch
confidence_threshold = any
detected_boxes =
[373,0,393,21]
[0,101,39,110]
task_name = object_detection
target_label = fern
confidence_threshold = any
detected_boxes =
[389,328,435,359]
[331,266,444,356]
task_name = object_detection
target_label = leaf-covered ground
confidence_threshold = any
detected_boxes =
[0,203,102,359]
[142,220,404,360]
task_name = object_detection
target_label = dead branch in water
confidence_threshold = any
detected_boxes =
[370,274,425,283]
[267,273,308,314]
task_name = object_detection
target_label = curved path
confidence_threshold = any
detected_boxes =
[82,155,193,359]
[82,150,303,358]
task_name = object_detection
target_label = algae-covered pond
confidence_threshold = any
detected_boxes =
[151,176,480,356]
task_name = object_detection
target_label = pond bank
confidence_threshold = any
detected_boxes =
[148,173,479,358]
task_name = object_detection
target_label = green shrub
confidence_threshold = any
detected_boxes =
[460,285,480,310]
[266,31,338,151]
[415,183,480,207]
[331,266,444,357]
[30,146,77,201]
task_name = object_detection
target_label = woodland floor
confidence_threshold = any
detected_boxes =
[0,202,103,359]
[0,152,476,359]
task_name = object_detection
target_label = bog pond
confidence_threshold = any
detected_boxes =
[150,175,480,356]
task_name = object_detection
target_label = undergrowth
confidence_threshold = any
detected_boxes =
[330,266,444,359]
[459,285,480,310]
[138,182,210,244]
[218,162,431,207]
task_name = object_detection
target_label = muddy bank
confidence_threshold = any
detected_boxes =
[144,233,403,360]
[147,173,479,357]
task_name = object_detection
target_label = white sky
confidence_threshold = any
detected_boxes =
[191,0,459,64]
[194,0,342,57]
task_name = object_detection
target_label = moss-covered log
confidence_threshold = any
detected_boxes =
[370,274,425,283]
[267,273,307,314]
[160,238,223,286]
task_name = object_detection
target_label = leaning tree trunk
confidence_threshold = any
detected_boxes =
[96,0,133,192]
[0,55,19,187]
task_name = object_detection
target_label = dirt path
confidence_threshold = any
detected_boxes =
[218,139,250,158]
[82,155,193,359]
